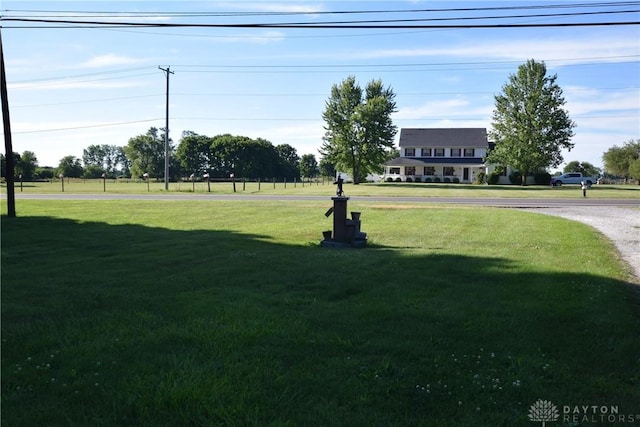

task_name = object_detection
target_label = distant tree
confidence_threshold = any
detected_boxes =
[83,144,125,176]
[321,76,398,184]
[35,166,55,180]
[56,155,83,178]
[602,139,640,183]
[1,152,21,178]
[176,131,212,177]
[487,59,576,185]
[124,127,172,179]
[275,144,300,180]
[299,154,319,178]
[629,159,640,183]
[16,151,38,180]
[319,157,336,178]
[563,161,601,177]
[210,134,279,179]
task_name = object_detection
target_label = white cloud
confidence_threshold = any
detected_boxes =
[214,2,326,14]
[80,54,147,68]
[352,35,639,65]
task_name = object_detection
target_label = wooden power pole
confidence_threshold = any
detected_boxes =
[1,29,16,218]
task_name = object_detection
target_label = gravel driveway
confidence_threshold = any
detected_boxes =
[523,206,640,282]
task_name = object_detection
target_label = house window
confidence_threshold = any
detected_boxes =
[405,148,415,156]
[444,167,456,176]
[451,148,461,157]
[390,167,400,174]
[424,166,435,175]
[464,148,475,157]
[434,148,445,157]
[405,166,416,176]
[421,148,431,157]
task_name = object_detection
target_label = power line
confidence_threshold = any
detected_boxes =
[3,17,638,29]
[10,118,162,134]
[4,2,639,17]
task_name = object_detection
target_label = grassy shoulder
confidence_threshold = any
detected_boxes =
[3,179,640,198]
[2,200,639,426]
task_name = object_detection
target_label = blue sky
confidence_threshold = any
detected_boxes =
[2,1,639,171]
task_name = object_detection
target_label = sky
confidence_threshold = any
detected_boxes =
[2,1,639,172]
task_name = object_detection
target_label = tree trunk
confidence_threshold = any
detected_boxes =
[521,170,528,186]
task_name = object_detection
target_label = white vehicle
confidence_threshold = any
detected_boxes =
[550,172,597,187]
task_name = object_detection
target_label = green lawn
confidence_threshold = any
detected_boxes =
[4,179,640,198]
[2,200,639,426]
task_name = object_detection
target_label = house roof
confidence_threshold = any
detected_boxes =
[399,128,488,148]
[385,157,485,166]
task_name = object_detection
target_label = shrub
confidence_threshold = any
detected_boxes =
[508,171,522,185]
[444,177,451,183]
[395,177,402,182]
[406,177,413,182]
[385,177,393,182]
[453,177,460,183]
[475,171,486,184]
[425,177,432,183]
[434,177,441,183]
[487,172,501,185]
[534,171,552,185]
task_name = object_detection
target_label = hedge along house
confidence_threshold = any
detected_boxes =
[383,128,490,183]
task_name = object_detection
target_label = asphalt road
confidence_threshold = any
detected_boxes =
[3,193,639,208]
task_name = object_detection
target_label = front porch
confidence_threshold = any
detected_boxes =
[383,164,485,183]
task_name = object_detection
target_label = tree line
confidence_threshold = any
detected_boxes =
[0,128,335,181]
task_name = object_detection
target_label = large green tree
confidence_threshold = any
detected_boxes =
[602,139,640,182]
[563,161,600,177]
[124,127,173,179]
[487,59,576,185]
[274,143,300,180]
[176,131,212,176]
[16,150,38,180]
[83,144,126,177]
[56,155,83,178]
[210,134,279,179]
[321,76,397,184]
[299,153,318,179]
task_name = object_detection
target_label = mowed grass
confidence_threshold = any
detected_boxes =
[4,179,640,198]
[2,200,639,426]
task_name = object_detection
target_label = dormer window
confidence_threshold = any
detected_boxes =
[464,148,475,157]
[451,148,461,157]
[405,148,415,156]
[434,148,445,157]
[421,148,431,157]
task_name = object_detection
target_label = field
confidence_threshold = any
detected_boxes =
[2,197,639,426]
[5,178,640,198]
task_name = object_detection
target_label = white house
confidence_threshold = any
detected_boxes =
[383,128,489,183]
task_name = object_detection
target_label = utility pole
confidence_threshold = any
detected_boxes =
[159,66,174,190]
[1,29,16,217]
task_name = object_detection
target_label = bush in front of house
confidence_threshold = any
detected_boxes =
[406,177,413,182]
[487,172,501,185]
[434,177,441,183]
[534,171,552,185]
[395,177,402,182]
[453,177,460,183]
[385,177,393,182]
[508,171,522,184]
[425,177,432,183]
[475,171,486,184]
